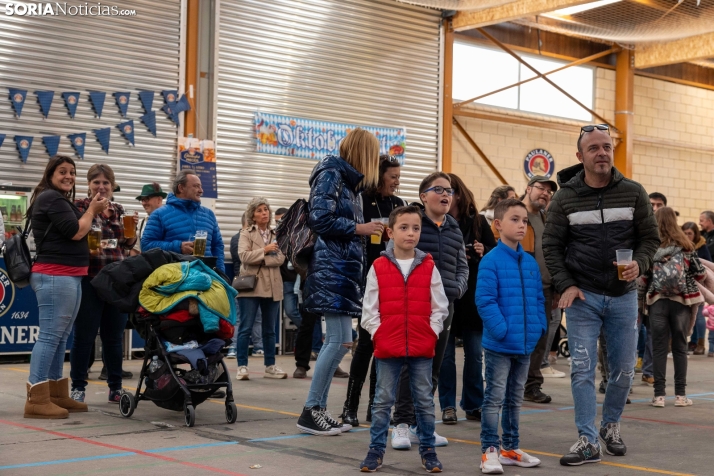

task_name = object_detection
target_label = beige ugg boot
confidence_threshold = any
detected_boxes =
[24,381,69,419]
[49,378,88,412]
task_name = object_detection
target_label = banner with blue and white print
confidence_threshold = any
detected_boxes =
[254,112,406,163]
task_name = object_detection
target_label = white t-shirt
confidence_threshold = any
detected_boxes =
[361,256,449,339]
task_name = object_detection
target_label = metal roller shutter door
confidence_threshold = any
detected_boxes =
[0,0,183,215]
[215,0,442,239]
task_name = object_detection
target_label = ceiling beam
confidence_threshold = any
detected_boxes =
[636,32,714,69]
[452,0,593,31]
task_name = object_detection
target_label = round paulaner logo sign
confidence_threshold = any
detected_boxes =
[0,268,15,318]
[524,149,555,179]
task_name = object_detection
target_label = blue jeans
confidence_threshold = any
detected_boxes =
[70,277,128,392]
[566,289,638,445]
[438,329,484,413]
[305,313,351,408]
[312,319,323,353]
[690,306,706,343]
[251,308,264,352]
[236,297,279,367]
[283,281,301,327]
[481,349,530,452]
[371,357,435,455]
[29,274,82,385]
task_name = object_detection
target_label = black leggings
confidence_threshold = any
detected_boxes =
[649,299,690,397]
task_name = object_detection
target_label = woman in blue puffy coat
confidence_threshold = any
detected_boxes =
[296,129,383,436]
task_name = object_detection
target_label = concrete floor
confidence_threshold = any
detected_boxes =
[0,350,712,476]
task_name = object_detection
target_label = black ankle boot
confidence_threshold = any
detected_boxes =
[341,377,364,426]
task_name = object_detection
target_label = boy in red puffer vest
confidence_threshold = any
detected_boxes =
[358,205,449,473]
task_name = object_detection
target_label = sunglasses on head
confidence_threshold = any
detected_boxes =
[580,124,609,136]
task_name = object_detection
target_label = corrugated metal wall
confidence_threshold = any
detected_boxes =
[0,0,183,216]
[215,0,442,239]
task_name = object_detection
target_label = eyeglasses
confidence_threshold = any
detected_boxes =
[580,124,609,136]
[532,184,554,196]
[423,186,454,196]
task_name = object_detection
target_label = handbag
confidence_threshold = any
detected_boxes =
[232,263,263,291]
[1,220,52,289]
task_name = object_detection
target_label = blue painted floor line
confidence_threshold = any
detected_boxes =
[0,441,238,471]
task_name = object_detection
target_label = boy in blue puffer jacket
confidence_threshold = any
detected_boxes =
[476,199,547,474]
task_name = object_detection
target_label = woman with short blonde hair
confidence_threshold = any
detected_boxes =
[296,128,383,436]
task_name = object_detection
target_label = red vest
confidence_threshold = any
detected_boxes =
[372,254,437,359]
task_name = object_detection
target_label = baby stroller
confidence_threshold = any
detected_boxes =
[119,312,236,427]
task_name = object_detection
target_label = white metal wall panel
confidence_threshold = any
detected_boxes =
[0,0,183,215]
[215,0,441,239]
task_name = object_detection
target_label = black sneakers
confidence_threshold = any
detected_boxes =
[442,407,457,425]
[421,449,443,473]
[297,406,341,436]
[465,409,482,421]
[523,387,552,404]
[359,449,384,472]
[560,436,602,466]
[599,422,627,456]
[320,407,352,432]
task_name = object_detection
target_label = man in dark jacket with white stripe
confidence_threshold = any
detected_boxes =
[543,125,659,466]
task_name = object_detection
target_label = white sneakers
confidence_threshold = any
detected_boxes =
[264,365,287,379]
[390,423,449,450]
[675,395,693,407]
[391,423,411,449]
[541,366,566,378]
[499,448,541,467]
[480,446,503,474]
[236,366,250,380]
[408,425,448,447]
[652,395,694,407]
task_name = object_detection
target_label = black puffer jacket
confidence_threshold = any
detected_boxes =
[304,156,365,317]
[410,203,469,303]
[543,164,660,297]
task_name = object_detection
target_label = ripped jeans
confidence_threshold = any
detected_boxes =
[565,289,638,445]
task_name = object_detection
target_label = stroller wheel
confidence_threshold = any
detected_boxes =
[559,338,570,358]
[225,402,237,424]
[119,392,135,418]
[184,403,195,427]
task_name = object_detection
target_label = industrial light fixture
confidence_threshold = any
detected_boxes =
[0,194,24,200]
[545,0,622,17]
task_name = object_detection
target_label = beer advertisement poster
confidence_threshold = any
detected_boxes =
[178,137,218,199]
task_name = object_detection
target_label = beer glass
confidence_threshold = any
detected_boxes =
[122,213,136,239]
[616,249,633,281]
[370,218,388,245]
[88,225,102,251]
[193,230,208,257]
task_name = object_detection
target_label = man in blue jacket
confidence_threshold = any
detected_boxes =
[141,170,224,271]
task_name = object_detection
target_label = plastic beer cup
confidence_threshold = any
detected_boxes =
[193,230,208,257]
[370,218,388,245]
[616,249,633,281]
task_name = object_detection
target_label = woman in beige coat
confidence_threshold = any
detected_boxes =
[235,197,286,380]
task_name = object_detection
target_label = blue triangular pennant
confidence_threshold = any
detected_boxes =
[67,132,86,159]
[42,135,61,158]
[113,92,130,117]
[139,111,157,137]
[117,120,135,146]
[0,134,5,149]
[93,127,111,154]
[8,88,27,117]
[161,103,180,126]
[138,91,154,113]
[35,90,54,118]
[62,92,80,118]
[172,94,191,114]
[161,90,178,104]
[14,135,33,162]
[88,91,106,118]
